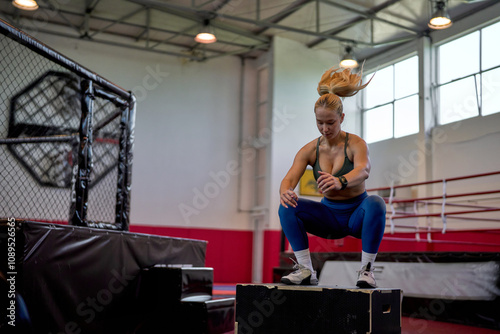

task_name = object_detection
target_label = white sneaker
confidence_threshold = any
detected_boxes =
[356,262,377,288]
[281,261,318,285]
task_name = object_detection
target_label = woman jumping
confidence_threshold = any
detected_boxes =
[278,67,386,288]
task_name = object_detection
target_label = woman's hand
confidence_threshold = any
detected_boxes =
[280,188,298,208]
[317,171,341,194]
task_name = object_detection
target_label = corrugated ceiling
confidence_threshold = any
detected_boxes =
[0,0,497,62]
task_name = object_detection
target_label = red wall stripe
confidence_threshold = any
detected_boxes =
[41,221,500,283]
[262,230,282,283]
[130,226,500,283]
[129,225,253,283]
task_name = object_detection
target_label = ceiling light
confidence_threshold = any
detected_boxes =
[12,0,39,10]
[195,20,217,44]
[428,0,452,30]
[339,46,358,68]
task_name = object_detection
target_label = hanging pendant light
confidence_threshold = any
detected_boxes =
[195,20,217,44]
[339,46,358,69]
[428,0,452,30]
[12,0,39,10]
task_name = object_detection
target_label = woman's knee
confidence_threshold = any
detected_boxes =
[365,195,386,215]
[365,196,387,235]
[278,203,296,224]
[278,203,288,217]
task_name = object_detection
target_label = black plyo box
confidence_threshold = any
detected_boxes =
[135,266,214,333]
[181,297,236,334]
[138,265,214,303]
[236,284,401,334]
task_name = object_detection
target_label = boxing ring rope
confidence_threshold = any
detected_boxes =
[367,170,500,247]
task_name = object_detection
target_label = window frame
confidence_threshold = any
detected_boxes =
[361,54,420,144]
[435,21,500,125]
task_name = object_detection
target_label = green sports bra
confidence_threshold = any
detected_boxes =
[312,133,354,181]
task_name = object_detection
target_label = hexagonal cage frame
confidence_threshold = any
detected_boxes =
[0,19,135,231]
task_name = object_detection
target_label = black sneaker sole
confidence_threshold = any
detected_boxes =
[356,280,377,289]
[281,276,312,285]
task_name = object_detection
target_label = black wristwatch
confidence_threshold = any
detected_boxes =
[338,175,348,190]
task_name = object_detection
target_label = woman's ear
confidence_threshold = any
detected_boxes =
[340,113,345,124]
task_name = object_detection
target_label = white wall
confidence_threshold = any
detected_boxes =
[368,112,500,232]
[432,113,500,179]
[431,113,500,219]
[32,32,255,230]
[267,36,359,230]
[367,134,421,189]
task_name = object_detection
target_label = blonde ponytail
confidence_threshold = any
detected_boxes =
[315,67,372,115]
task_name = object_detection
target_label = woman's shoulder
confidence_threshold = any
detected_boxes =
[296,137,320,163]
[345,133,369,156]
[347,132,367,146]
[303,137,321,152]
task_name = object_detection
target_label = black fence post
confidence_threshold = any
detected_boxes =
[71,80,94,226]
[115,94,135,231]
[124,94,136,230]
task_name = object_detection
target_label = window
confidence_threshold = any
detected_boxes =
[362,56,419,144]
[481,21,500,116]
[437,21,500,124]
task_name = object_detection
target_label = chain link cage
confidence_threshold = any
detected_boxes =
[0,20,135,230]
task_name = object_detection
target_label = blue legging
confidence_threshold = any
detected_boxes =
[278,192,386,253]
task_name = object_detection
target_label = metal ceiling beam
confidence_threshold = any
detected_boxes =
[89,7,146,38]
[306,0,406,47]
[134,7,150,44]
[325,0,418,26]
[307,16,366,47]
[15,25,206,61]
[148,23,198,49]
[204,43,269,60]
[320,0,420,34]
[253,0,313,35]
[86,0,101,12]
[207,0,232,12]
[154,7,270,44]
[7,6,258,49]
[80,0,101,33]
[0,10,256,60]
[82,6,90,36]
[128,0,378,46]
[41,1,82,35]
[128,0,270,44]
[193,0,218,8]
[450,0,500,22]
